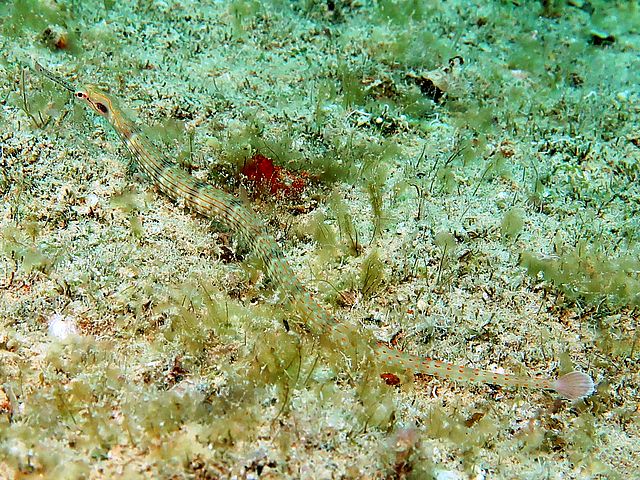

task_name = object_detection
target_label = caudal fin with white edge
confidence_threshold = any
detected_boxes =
[553,371,595,400]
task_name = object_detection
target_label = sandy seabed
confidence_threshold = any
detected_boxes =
[1,1,639,478]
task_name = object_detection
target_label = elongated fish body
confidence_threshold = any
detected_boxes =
[35,64,594,400]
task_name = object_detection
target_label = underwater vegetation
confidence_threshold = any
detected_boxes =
[521,242,640,308]
[1,0,639,478]
[240,153,311,200]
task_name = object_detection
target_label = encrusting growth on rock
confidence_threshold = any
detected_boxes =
[33,61,595,401]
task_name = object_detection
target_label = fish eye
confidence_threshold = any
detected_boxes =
[75,91,86,99]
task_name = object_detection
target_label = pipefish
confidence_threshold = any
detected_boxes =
[33,61,594,400]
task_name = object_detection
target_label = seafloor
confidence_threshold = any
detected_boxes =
[0,1,639,479]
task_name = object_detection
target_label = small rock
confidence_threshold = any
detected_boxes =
[590,28,615,46]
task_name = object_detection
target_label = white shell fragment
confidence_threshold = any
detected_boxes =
[47,313,79,340]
